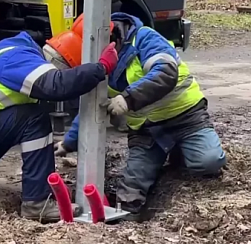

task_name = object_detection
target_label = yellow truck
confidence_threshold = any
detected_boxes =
[0,0,77,47]
[0,0,191,128]
[0,0,191,49]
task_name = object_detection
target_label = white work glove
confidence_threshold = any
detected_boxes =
[107,95,128,116]
[54,141,68,157]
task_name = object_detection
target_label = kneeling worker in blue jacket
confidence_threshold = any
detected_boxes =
[55,13,227,221]
[0,30,118,221]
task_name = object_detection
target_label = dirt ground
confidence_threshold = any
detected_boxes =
[186,0,251,49]
[2,2,251,244]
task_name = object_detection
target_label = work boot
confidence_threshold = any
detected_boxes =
[121,200,154,223]
[117,124,129,132]
[21,199,82,223]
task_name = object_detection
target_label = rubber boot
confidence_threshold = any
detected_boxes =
[120,200,154,223]
[21,199,82,223]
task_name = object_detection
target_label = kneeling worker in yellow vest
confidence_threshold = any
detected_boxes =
[55,12,226,222]
[0,28,118,222]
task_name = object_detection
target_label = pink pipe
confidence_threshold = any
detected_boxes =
[47,173,73,222]
[103,195,110,207]
[84,184,105,224]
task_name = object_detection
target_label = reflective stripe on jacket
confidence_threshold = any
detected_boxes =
[108,27,204,130]
[0,47,37,110]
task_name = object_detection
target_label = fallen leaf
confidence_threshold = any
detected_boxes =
[237,224,250,231]
[185,226,198,233]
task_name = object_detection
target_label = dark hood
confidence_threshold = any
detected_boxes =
[111,12,144,43]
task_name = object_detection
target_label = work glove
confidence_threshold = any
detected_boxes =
[99,42,118,75]
[105,95,128,116]
[54,141,68,157]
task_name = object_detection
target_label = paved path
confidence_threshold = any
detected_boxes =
[180,46,251,112]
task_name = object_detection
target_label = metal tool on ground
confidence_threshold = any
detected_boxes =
[74,0,129,223]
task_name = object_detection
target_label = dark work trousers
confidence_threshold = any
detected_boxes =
[0,104,55,201]
[117,127,226,213]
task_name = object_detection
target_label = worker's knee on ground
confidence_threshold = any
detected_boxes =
[186,148,226,175]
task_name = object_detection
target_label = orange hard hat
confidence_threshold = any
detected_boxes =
[46,30,82,67]
[72,13,114,38]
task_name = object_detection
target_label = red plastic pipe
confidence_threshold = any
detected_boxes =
[47,173,73,222]
[84,184,105,224]
[103,195,110,207]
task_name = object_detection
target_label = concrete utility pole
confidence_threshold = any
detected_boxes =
[74,0,128,223]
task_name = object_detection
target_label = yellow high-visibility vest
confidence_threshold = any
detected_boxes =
[108,27,204,130]
[0,47,37,110]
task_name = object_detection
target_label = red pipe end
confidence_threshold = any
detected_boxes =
[84,184,95,196]
[103,195,110,207]
[48,172,60,185]
[84,185,110,206]
[47,172,73,222]
[83,184,105,224]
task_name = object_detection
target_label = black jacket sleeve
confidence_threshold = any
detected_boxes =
[30,63,106,101]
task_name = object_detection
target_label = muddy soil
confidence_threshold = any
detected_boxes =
[2,9,251,244]
[2,61,251,244]
[3,107,251,244]
[186,0,251,49]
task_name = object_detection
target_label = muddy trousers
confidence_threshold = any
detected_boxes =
[117,127,227,213]
[0,104,55,201]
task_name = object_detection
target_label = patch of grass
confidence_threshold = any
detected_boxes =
[189,28,215,48]
[186,0,250,11]
[186,11,251,48]
[187,12,251,31]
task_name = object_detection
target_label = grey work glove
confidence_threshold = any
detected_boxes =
[103,95,128,116]
[54,141,68,157]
